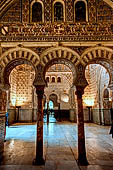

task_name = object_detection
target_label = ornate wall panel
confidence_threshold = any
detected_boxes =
[45,0,52,22]
[22,0,29,23]
[0,0,21,23]
[81,47,113,66]
[97,0,113,22]
[66,0,73,22]
[88,0,96,22]
[81,46,113,87]
[0,48,40,69]
[40,47,80,67]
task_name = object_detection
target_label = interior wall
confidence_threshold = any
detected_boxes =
[9,64,35,123]
[82,64,111,125]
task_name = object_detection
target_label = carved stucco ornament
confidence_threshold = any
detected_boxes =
[74,63,88,88]
[33,64,46,87]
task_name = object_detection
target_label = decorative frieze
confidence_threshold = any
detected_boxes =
[69,46,88,56]
[0,22,113,42]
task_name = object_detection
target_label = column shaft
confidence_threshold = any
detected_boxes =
[76,87,88,165]
[34,86,45,165]
[47,102,49,124]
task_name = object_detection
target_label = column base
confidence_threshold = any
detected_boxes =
[78,154,89,166]
[33,157,45,165]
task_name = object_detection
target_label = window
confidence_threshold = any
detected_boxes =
[57,77,61,83]
[54,2,64,22]
[75,1,86,22]
[32,2,42,22]
[52,77,55,83]
[46,77,49,83]
[103,89,109,98]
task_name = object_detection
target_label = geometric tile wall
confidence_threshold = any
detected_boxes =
[9,64,35,108]
[83,64,109,108]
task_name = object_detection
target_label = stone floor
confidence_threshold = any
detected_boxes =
[0,122,113,170]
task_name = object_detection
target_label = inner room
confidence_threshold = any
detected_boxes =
[7,63,112,125]
[8,64,36,124]
[0,1,113,169]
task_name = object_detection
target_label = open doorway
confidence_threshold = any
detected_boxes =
[84,63,111,125]
[44,63,76,122]
[44,100,56,123]
[7,64,36,125]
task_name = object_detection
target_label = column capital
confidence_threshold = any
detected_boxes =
[33,64,46,87]
[73,63,88,88]
[0,83,10,91]
[35,85,45,97]
[75,86,85,96]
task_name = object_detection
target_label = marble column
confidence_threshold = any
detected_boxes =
[47,102,49,124]
[69,86,76,122]
[75,86,88,165]
[33,85,45,165]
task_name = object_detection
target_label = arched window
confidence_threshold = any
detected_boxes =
[46,77,49,83]
[103,89,109,99]
[54,2,64,22]
[57,77,61,83]
[52,77,55,83]
[75,1,87,22]
[32,2,42,22]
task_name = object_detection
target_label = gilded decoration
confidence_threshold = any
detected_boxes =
[0,22,113,42]
[0,0,113,42]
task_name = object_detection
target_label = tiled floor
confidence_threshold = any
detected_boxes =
[0,122,113,170]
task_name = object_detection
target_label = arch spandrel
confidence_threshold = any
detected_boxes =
[81,46,113,66]
[3,59,36,86]
[0,47,40,85]
[0,47,40,67]
[40,46,81,67]
[81,46,113,88]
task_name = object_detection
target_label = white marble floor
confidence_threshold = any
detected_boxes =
[0,122,113,170]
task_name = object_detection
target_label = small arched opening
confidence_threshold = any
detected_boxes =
[75,0,87,22]
[53,1,65,22]
[44,58,76,122]
[32,2,43,22]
